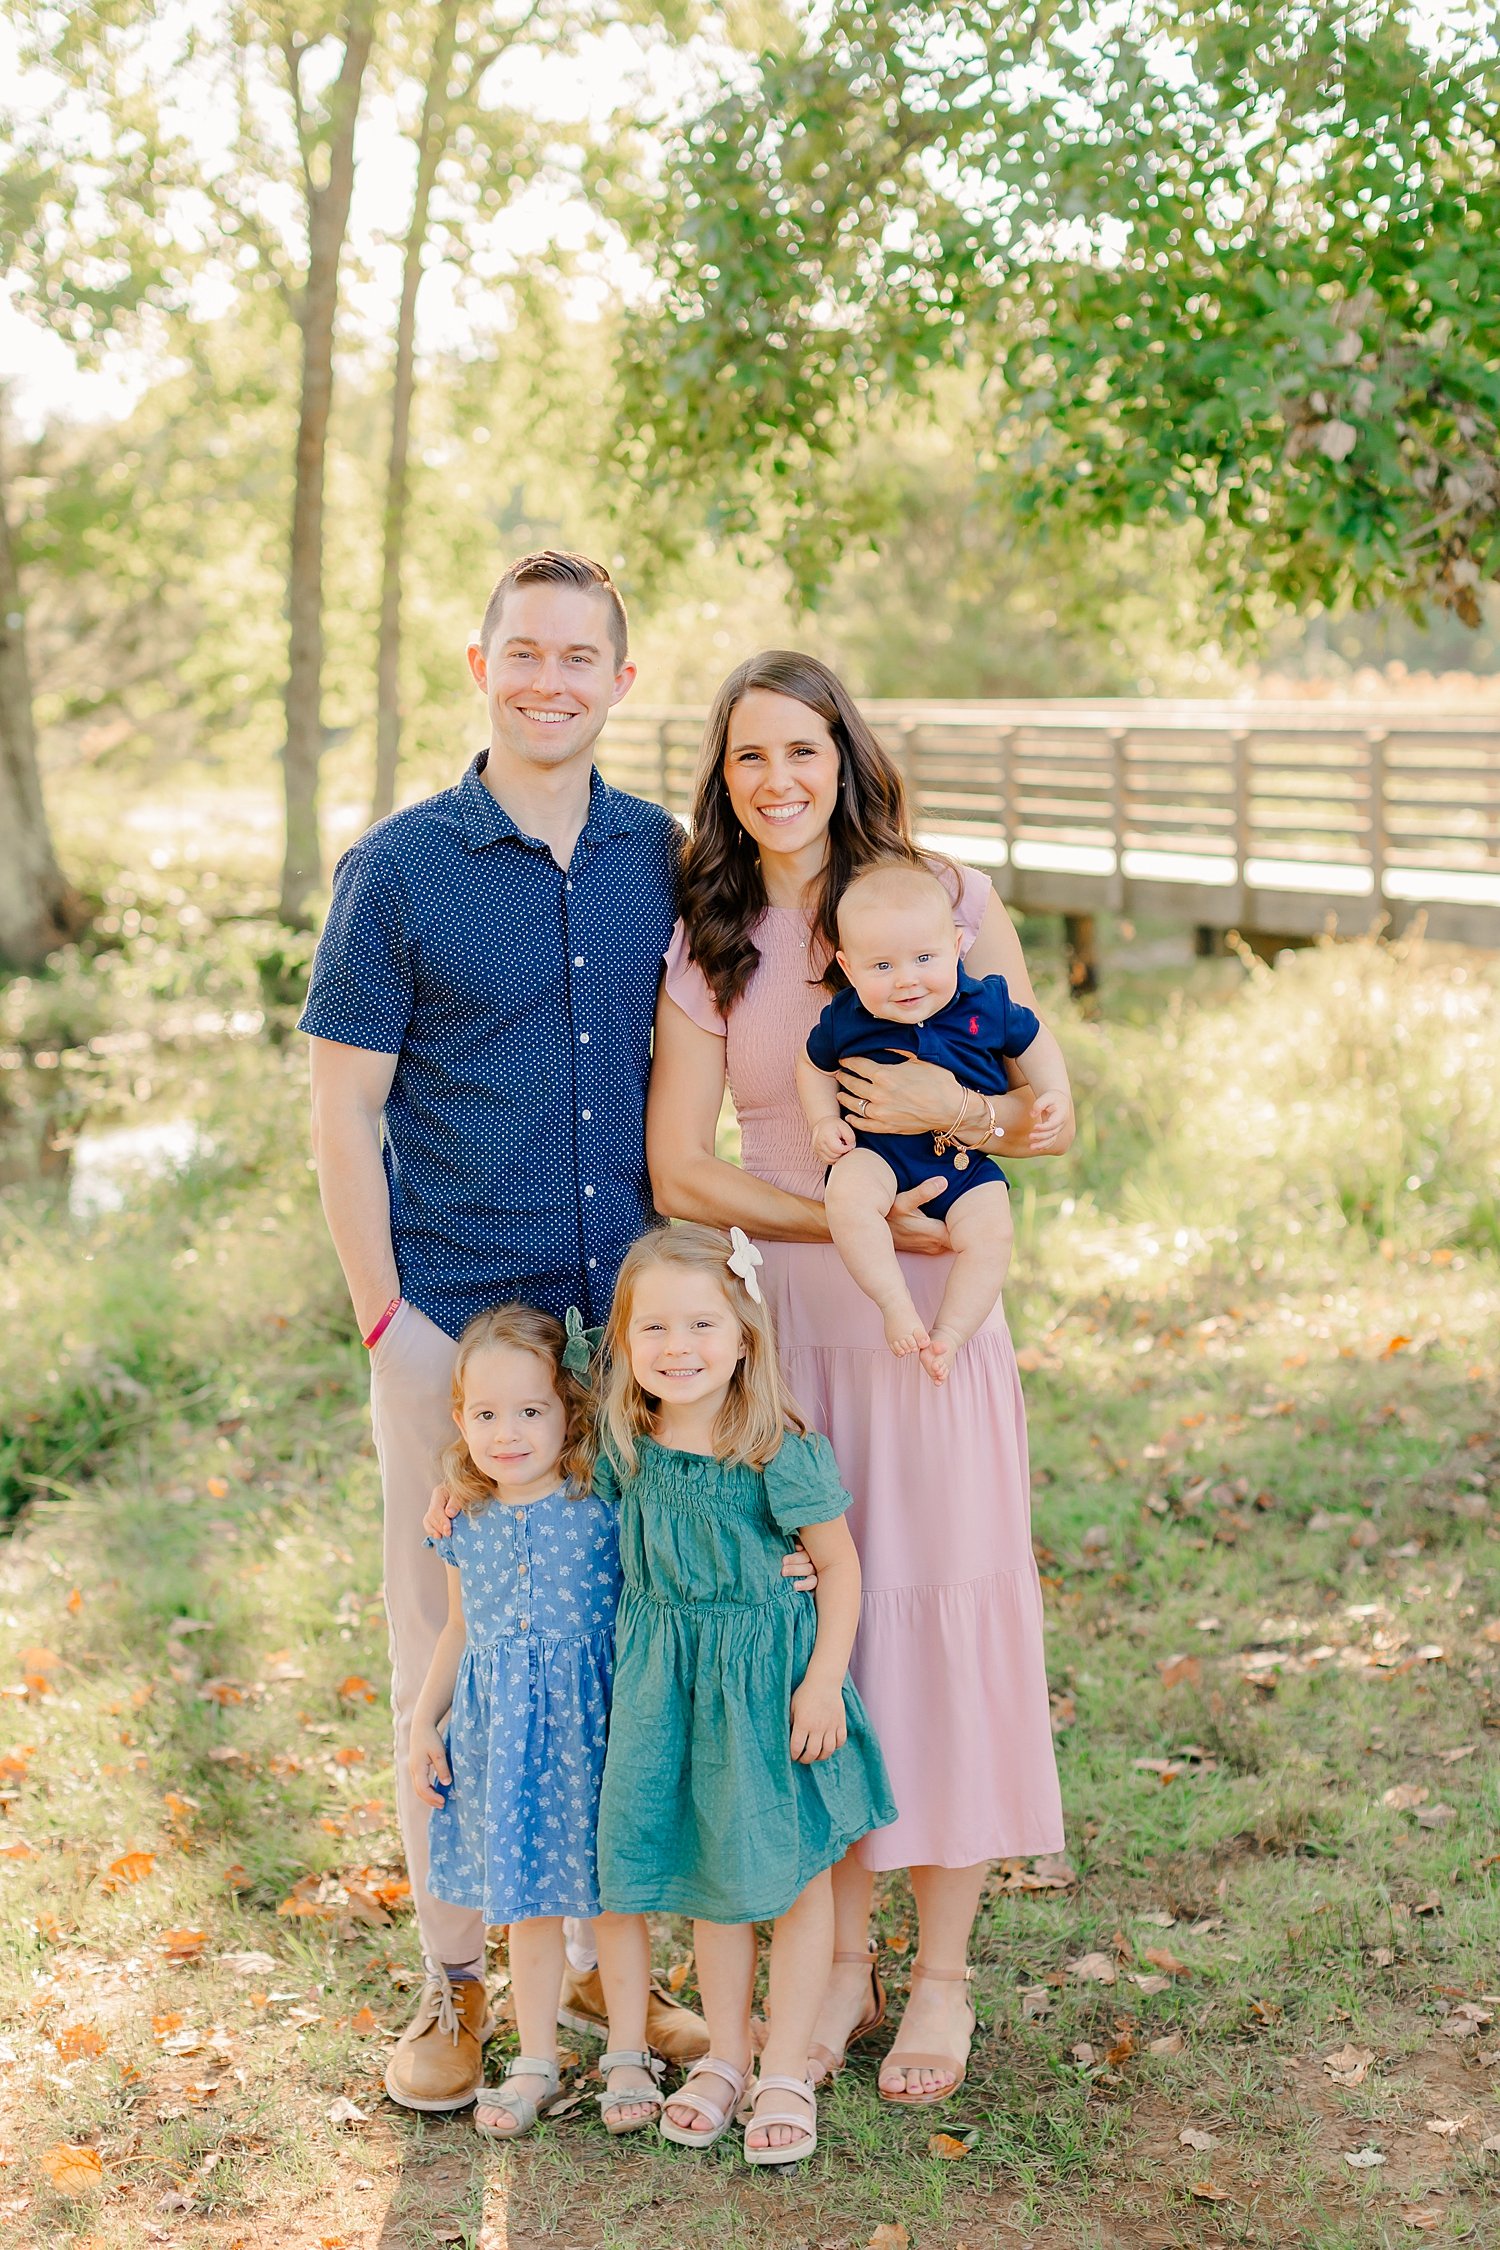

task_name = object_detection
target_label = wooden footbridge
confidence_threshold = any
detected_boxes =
[598,699,1500,957]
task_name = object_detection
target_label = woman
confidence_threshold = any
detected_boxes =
[647,650,1067,2107]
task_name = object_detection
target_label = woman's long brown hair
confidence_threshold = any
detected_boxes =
[677,649,935,1015]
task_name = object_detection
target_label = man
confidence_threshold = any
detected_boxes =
[299,550,707,2110]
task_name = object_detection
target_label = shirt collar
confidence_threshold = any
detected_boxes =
[457,752,657,852]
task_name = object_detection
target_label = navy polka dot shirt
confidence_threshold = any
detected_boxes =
[298,752,681,1337]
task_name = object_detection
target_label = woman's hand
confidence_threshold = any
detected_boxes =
[422,1485,461,1542]
[409,1719,451,1808]
[782,1544,818,1594]
[889,1178,953,1256]
[790,1673,848,1763]
[836,1052,960,1136]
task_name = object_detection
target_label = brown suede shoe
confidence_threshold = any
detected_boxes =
[557,1964,709,2064]
[384,1970,494,2111]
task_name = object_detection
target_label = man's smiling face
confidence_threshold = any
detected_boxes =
[467,582,636,772]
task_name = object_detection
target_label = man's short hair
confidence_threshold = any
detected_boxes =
[479,550,629,668]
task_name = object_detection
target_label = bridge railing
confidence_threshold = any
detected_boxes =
[596,700,1500,946]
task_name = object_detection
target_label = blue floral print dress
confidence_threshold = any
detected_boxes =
[426,1489,621,1923]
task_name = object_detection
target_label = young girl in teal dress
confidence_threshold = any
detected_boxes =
[407,1304,662,2140]
[594,1223,896,2165]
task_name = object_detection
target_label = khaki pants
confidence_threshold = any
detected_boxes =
[368,1300,485,1976]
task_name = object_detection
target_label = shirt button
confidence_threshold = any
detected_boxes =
[518,1616,530,1631]
[579,1031,590,1043]
[588,1258,597,1270]
[517,1561,529,1577]
[582,1109,592,1121]
[584,1184,595,1197]
[574,956,584,967]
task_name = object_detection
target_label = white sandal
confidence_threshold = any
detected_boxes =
[658,2053,754,2149]
[597,2047,665,2136]
[743,2073,817,2166]
[473,2056,568,2138]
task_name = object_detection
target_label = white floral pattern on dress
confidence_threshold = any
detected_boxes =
[426,1489,620,1922]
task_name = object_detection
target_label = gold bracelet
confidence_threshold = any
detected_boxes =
[932,1087,981,1168]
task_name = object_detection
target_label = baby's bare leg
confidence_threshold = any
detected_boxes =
[919,1180,1013,1386]
[823,1150,929,1354]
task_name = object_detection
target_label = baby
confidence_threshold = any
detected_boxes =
[797,861,1072,1383]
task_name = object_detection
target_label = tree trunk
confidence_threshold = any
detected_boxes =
[278,4,377,927]
[370,0,461,829]
[0,424,83,969]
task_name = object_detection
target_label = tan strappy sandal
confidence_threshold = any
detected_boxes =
[808,1941,888,2088]
[658,2053,754,2150]
[878,1963,977,2107]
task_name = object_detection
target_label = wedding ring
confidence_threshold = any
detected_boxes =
[855,1097,869,1116]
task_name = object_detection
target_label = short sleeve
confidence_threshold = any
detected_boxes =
[944,862,992,959]
[662,919,725,1037]
[805,999,842,1074]
[424,1531,458,1566]
[764,1431,850,1534]
[297,843,414,1052]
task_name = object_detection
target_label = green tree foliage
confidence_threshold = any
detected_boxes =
[611,2,1500,623]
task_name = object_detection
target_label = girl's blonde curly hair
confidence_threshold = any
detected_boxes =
[598,1223,807,1478]
[441,1302,595,1513]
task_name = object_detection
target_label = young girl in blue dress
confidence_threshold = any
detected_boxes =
[408,1303,662,2139]
[593,1223,896,2165]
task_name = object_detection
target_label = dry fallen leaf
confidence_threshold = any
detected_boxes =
[66,1589,83,1615]
[1179,2127,1218,2151]
[1070,2041,1096,2066]
[666,1960,690,1993]
[41,2145,103,2195]
[1129,1973,1172,1994]
[1142,1947,1190,1976]
[1067,1951,1117,1985]
[928,2131,973,2159]
[1187,2181,1230,2202]
[1401,2212,1441,2232]
[1323,2044,1376,2086]
[1019,1986,1051,2019]
[151,2014,185,2042]
[100,1850,155,1890]
[160,1928,208,1962]
[1414,1803,1457,1828]
[53,2025,106,2062]
[333,1746,366,1767]
[350,2007,382,2035]
[1383,1783,1429,1811]
[1148,2031,1185,2057]
[1482,2133,1500,2155]
[326,2097,369,2126]
[868,2229,910,2250]
[1344,2147,1386,2169]
[1438,1744,1477,1764]
[337,1676,376,1705]
[1424,2115,1469,2139]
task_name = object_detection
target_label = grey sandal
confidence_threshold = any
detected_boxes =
[473,2055,568,2138]
[597,2047,666,2135]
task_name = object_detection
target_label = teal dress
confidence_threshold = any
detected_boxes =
[595,1429,897,1923]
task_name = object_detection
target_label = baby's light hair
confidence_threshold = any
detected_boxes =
[599,1223,807,1478]
[835,857,956,940]
[441,1301,595,1514]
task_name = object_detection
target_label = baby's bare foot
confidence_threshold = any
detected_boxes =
[919,1329,958,1384]
[881,1297,929,1356]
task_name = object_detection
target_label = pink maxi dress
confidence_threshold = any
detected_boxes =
[663,866,1064,1870]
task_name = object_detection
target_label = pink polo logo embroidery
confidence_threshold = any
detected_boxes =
[968,1015,979,1035]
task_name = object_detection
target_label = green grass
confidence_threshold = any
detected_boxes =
[0,861,1497,2247]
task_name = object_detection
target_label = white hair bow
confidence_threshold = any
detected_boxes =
[726,1226,764,1305]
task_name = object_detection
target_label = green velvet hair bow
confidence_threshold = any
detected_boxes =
[562,1304,603,1378]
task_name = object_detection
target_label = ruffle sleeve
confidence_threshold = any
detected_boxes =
[424,1531,458,1566]
[764,1430,851,1534]
[662,919,726,1037]
[588,1447,621,1509]
[951,863,993,958]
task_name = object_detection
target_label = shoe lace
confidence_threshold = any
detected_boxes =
[420,1963,462,2045]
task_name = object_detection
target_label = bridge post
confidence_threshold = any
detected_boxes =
[1231,728,1252,929]
[1367,728,1390,933]
[1108,728,1128,912]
